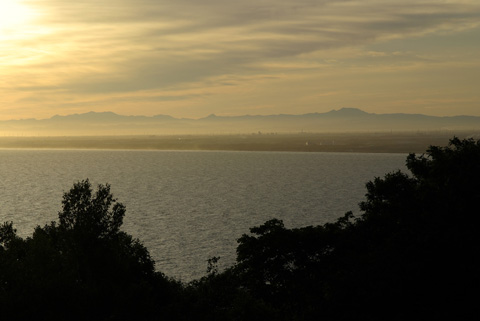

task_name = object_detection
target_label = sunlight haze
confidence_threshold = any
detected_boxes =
[1,0,479,120]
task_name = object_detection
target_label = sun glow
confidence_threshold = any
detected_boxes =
[0,0,34,33]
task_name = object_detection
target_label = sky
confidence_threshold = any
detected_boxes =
[0,0,479,120]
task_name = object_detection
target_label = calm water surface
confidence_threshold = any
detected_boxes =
[0,150,407,280]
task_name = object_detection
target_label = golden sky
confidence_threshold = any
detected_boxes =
[1,0,479,120]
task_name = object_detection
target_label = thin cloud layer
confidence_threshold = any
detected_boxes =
[1,0,479,119]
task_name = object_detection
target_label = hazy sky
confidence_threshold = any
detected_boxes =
[1,0,479,120]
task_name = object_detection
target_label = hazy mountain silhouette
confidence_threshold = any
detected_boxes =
[1,108,479,136]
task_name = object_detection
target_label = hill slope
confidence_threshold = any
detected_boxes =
[1,108,479,136]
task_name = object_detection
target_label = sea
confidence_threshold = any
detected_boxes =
[0,149,407,281]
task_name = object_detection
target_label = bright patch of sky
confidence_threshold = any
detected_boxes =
[1,0,479,119]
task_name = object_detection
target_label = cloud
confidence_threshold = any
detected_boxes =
[1,0,480,118]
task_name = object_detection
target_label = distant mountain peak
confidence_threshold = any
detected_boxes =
[203,114,218,119]
[48,111,125,123]
[50,111,119,118]
[330,107,369,115]
[153,114,176,120]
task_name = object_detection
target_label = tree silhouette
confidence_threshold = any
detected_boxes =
[193,137,480,320]
[59,179,124,239]
[0,180,178,321]
[1,138,478,320]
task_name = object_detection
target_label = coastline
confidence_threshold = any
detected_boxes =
[0,131,476,154]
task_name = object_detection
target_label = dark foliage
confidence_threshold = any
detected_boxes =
[1,138,478,320]
[186,137,479,320]
[0,179,182,321]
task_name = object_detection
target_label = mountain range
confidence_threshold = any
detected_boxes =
[1,108,479,136]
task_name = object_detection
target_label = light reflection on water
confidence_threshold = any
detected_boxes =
[0,150,406,280]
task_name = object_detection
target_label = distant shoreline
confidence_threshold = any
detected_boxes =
[1,132,476,154]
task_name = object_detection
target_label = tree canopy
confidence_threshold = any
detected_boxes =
[187,137,480,320]
[58,180,125,239]
[0,180,180,321]
[1,137,478,320]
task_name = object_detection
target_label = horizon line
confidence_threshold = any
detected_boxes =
[4,107,480,122]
